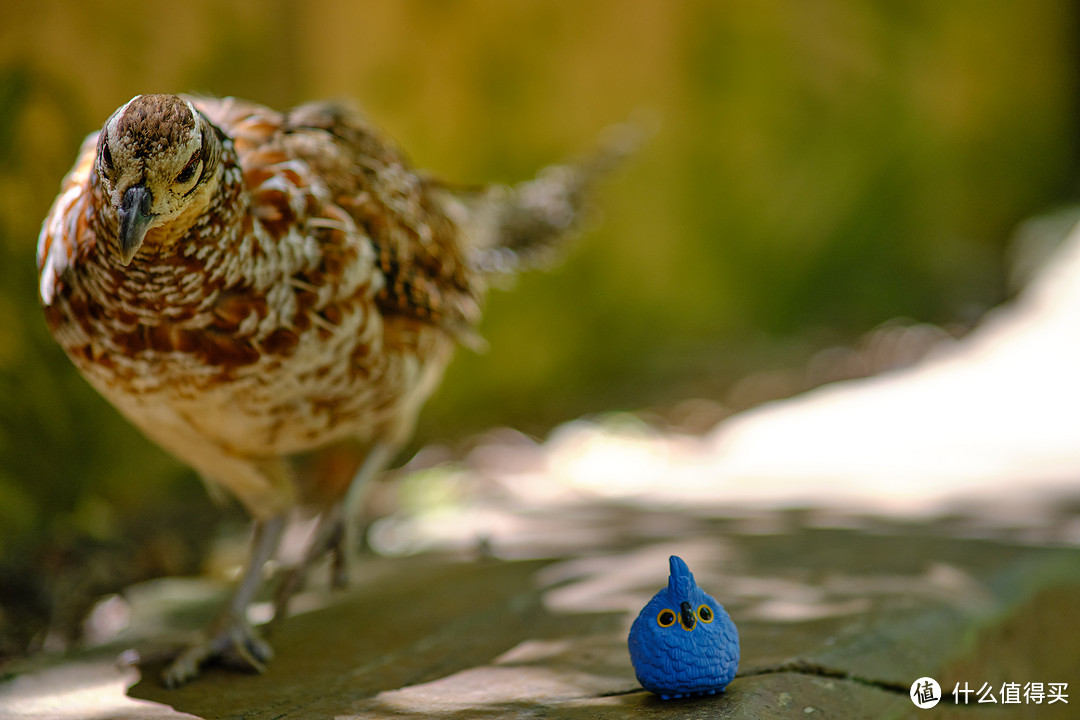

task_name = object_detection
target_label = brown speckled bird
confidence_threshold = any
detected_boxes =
[38,94,633,686]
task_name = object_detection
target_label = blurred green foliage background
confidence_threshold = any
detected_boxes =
[0,0,1078,621]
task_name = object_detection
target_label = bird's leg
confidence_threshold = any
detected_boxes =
[163,515,285,688]
[272,442,395,620]
[270,504,342,620]
[341,441,395,565]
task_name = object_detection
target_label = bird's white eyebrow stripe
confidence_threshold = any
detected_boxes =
[116,95,142,124]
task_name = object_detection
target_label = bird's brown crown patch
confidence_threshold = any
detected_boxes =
[113,94,196,156]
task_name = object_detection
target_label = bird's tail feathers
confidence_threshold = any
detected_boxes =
[445,112,653,276]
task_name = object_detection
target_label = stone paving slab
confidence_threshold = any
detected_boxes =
[1,504,1078,719]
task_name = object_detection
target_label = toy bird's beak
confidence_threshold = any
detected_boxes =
[679,601,696,630]
[117,184,155,265]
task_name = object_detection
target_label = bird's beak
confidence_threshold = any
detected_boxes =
[117,184,155,265]
[679,601,696,631]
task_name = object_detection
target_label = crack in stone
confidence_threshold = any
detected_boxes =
[738,660,979,707]
[599,660,974,705]
[553,661,987,710]
[595,659,912,701]
[597,660,911,701]
[738,660,909,694]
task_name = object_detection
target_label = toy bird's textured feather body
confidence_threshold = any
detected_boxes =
[36,94,586,518]
[628,555,739,699]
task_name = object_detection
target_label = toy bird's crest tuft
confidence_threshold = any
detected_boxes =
[667,555,696,598]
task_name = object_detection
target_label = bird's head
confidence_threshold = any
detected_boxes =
[95,94,222,265]
[648,555,721,635]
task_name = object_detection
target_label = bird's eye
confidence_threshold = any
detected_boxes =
[102,142,114,172]
[656,609,676,628]
[175,152,202,185]
[697,604,714,623]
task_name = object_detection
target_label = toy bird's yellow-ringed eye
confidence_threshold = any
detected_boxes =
[697,604,714,623]
[656,609,676,628]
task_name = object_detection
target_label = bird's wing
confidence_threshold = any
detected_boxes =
[37,132,98,307]
[280,101,483,336]
[187,97,483,343]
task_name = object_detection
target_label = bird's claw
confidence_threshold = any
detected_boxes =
[162,617,274,688]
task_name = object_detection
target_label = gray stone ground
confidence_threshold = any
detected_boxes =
[10,168,1080,720]
[1,492,1078,719]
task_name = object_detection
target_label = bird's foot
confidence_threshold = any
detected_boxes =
[162,614,274,688]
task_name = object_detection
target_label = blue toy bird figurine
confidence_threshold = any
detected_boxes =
[628,555,739,699]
